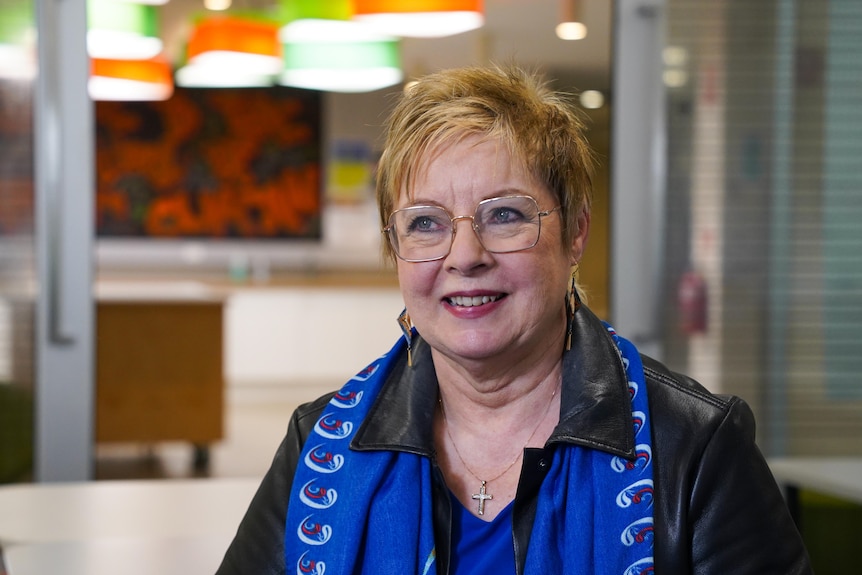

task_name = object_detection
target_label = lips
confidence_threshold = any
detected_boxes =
[445,294,503,307]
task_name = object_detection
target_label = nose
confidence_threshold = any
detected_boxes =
[450,215,483,247]
[445,216,490,268]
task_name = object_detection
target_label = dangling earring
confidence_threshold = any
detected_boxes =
[566,264,581,351]
[397,307,414,367]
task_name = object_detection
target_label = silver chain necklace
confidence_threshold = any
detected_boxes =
[439,384,558,516]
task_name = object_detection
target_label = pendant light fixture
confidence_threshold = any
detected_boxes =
[175,16,282,88]
[556,0,587,40]
[276,0,402,93]
[86,0,173,100]
[89,56,173,101]
[87,0,163,60]
[352,0,484,38]
[0,1,35,79]
[279,19,402,92]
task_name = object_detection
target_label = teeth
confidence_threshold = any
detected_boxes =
[448,295,500,307]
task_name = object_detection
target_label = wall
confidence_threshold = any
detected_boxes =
[224,286,404,400]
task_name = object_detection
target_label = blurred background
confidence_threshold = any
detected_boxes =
[1,0,861,571]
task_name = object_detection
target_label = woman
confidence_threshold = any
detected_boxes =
[217,65,811,574]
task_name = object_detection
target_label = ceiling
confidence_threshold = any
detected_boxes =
[159,0,613,92]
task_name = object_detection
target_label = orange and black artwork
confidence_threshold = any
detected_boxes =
[95,86,322,239]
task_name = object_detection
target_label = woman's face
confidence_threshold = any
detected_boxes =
[396,135,589,369]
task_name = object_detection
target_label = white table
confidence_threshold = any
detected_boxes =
[0,478,260,575]
[768,457,862,503]
[767,457,862,524]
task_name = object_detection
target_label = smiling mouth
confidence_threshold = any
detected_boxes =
[446,294,503,307]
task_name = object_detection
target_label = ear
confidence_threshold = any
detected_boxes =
[570,207,590,265]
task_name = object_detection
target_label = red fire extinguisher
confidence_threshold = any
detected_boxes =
[678,270,708,335]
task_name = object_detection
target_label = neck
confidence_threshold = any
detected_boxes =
[432,342,564,413]
[435,358,563,442]
[434,364,563,519]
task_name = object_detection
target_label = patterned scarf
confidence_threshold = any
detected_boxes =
[285,326,654,574]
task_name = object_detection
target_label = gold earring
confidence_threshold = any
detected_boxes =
[566,265,581,351]
[397,308,413,367]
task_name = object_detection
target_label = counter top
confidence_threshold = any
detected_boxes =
[95,269,400,301]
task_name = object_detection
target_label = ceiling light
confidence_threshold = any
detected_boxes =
[278,0,352,22]
[89,56,174,101]
[177,16,281,87]
[175,62,275,88]
[579,90,604,109]
[0,44,36,79]
[87,0,163,60]
[352,0,484,38]
[279,19,402,92]
[663,69,688,88]
[0,5,35,79]
[663,46,688,67]
[556,21,586,40]
[556,0,587,41]
[204,0,232,11]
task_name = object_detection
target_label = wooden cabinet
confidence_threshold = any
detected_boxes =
[95,301,224,448]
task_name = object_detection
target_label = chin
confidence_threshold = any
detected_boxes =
[433,332,511,362]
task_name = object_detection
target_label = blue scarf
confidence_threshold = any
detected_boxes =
[285,326,654,574]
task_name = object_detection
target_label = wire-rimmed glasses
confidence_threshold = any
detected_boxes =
[383,195,561,263]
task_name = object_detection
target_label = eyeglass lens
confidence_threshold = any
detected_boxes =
[387,196,545,262]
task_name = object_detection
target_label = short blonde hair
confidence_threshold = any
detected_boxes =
[376,64,595,262]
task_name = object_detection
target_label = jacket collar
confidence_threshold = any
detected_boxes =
[351,305,635,460]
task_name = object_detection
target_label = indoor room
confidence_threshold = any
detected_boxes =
[0,0,860,573]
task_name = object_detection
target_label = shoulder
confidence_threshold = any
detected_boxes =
[640,353,760,490]
[639,356,812,573]
[641,354,754,441]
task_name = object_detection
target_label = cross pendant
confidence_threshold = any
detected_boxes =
[471,480,493,516]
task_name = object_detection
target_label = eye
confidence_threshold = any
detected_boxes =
[403,209,449,234]
[491,206,522,223]
[483,204,528,226]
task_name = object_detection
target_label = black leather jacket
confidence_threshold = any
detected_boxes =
[217,305,812,574]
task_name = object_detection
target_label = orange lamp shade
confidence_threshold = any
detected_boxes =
[92,56,172,85]
[187,17,280,61]
[353,0,482,14]
[352,0,483,37]
[90,56,174,101]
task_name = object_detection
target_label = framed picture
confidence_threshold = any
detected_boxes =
[95,86,322,240]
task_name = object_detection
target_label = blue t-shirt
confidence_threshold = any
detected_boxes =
[449,491,516,575]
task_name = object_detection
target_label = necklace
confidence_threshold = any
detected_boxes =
[439,383,559,515]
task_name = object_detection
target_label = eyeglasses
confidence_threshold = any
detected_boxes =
[383,195,561,263]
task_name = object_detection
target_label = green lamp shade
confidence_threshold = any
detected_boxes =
[0,0,36,79]
[278,0,352,23]
[0,0,33,45]
[88,0,162,60]
[278,19,402,93]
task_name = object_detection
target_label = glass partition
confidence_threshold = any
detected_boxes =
[661,0,862,456]
[0,0,36,482]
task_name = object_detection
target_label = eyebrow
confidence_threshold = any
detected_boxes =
[403,190,534,207]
